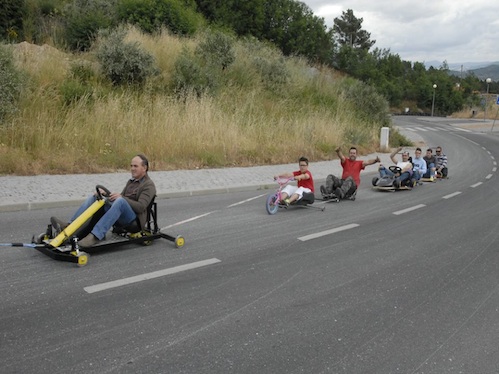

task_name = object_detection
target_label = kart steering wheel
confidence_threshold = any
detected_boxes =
[95,185,111,200]
[389,166,402,174]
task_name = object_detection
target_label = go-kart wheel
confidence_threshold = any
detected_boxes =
[266,194,279,215]
[175,235,185,248]
[95,185,111,200]
[372,177,379,186]
[389,166,402,174]
[142,231,153,246]
[77,252,89,267]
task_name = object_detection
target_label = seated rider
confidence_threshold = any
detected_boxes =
[377,147,413,188]
[321,146,379,199]
[50,154,156,248]
[274,156,314,206]
[422,148,437,181]
[411,147,427,185]
[435,146,448,178]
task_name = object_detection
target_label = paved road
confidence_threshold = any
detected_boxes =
[1,116,496,212]
[2,115,499,374]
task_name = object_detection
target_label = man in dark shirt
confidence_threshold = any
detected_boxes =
[423,148,437,180]
[51,154,156,248]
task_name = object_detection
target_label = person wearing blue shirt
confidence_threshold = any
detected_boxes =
[411,147,427,185]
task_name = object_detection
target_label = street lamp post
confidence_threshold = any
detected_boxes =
[431,84,437,117]
[484,78,492,121]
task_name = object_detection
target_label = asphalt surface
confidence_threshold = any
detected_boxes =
[0,116,496,212]
[2,115,499,374]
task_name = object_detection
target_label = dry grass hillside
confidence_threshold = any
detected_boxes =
[1,28,391,175]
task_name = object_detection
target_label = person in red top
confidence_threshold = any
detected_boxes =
[274,156,314,206]
[321,146,379,200]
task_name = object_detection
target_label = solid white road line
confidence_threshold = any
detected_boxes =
[392,204,426,215]
[228,193,266,207]
[443,192,462,199]
[84,258,222,294]
[161,212,214,230]
[298,223,359,242]
[470,182,483,188]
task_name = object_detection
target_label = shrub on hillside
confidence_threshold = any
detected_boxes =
[171,31,235,98]
[389,128,412,147]
[195,30,235,70]
[22,0,61,44]
[0,45,24,120]
[339,78,390,126]
[96,28,158,86]
[252,56,290,89]
[172,47,218,97]
[117,0,203,35]
[63,0,118,51]
[69,60,96,83]
[60,79,93,106]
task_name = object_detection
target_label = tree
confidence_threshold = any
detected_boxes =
[0,0,25,41]
[63,0,119,51]
[333,9,375,51]
[194,0,265,36]
[194,0,334,65]
[262,0,333,64]
[117,0,203,35]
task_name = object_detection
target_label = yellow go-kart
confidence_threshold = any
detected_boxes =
[3,185,185,267]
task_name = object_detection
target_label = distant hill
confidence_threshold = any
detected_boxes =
[448,62,499,81]
[424,61,498,70]
[466,64,499,81]
[423,60,499,81]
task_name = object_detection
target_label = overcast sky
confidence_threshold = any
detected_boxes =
[302,0,499,68]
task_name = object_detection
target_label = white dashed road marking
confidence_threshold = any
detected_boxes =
[393,204,426,215]
[161,212,214,230]
[228,194,266,207]
[443,192,462,199]
[298,223,359,241]
[84,258,222,293]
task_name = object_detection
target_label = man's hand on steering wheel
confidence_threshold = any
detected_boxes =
[389,165,402,177]
[94,185,120,202]
[109,192,122,202]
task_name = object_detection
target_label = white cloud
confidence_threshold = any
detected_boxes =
[302,0,499,64]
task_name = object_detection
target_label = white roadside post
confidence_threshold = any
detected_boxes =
[380,127,389,152]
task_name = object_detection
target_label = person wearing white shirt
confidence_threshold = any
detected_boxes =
[377,147,413,189]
